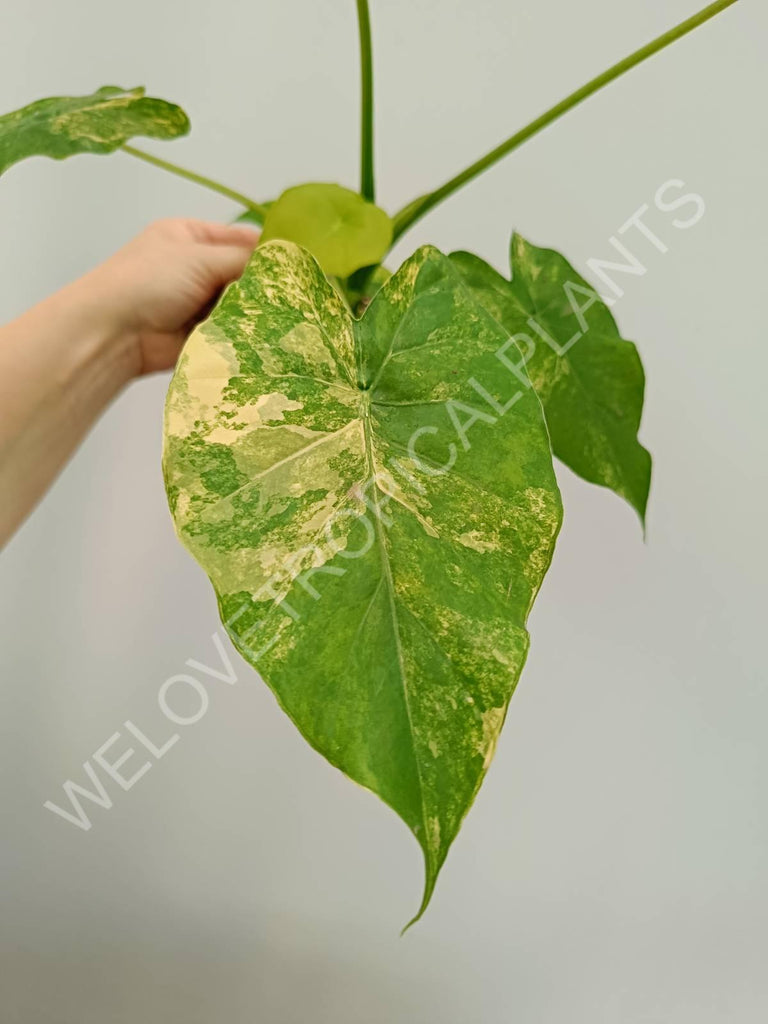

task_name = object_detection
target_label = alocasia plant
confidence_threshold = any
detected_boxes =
[0,0,737,925]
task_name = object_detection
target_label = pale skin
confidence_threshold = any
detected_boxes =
[0,218,260,547]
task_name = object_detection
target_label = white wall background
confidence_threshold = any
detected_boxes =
[0,1,765,1021]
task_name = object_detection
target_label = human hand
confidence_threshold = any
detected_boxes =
[81,217,260,377]
[0,217,259,546]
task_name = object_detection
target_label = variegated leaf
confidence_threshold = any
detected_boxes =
[0,86,189,177]
[451,234,651,523]
[163,240,562,924]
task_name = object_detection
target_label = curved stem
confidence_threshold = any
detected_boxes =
[392,0,738,243]
[121,145,269,220]
[356,0,375,201]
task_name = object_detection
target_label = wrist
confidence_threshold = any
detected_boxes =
[53,270,142,388]
[0,271,140,547]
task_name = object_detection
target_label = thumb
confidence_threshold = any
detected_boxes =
[200,242,258,292]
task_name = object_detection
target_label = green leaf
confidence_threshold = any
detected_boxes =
[343,262,392,315]
[234,203,272,229]
[163,240,562,924]
[450,234,651,523]
[260,183,392,278]
[0,86,189,177]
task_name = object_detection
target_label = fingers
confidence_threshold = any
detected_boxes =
[186,219,261,248]
[193,220,260,290]
[202,242,259,291]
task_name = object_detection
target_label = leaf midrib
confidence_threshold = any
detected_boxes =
[360,393,430,855]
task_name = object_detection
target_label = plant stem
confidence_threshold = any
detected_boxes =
[121,145,269,220]
[356,0,376,202]
[391,0,738,242]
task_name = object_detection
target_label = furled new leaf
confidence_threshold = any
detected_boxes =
[163,240,562,925]
[260,183,392,278]
[451,234,651,522]
[0,86,189,177]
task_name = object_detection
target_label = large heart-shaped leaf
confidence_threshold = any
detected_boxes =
[451,234,651,523]
[163,240,562,924]
[0,86,189,177]
[260,183,393,278]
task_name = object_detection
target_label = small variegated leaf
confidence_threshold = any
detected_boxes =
[451,234,651,523]
[260,183,393,278]
[163,240,562,925]
[0,86,189,177]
